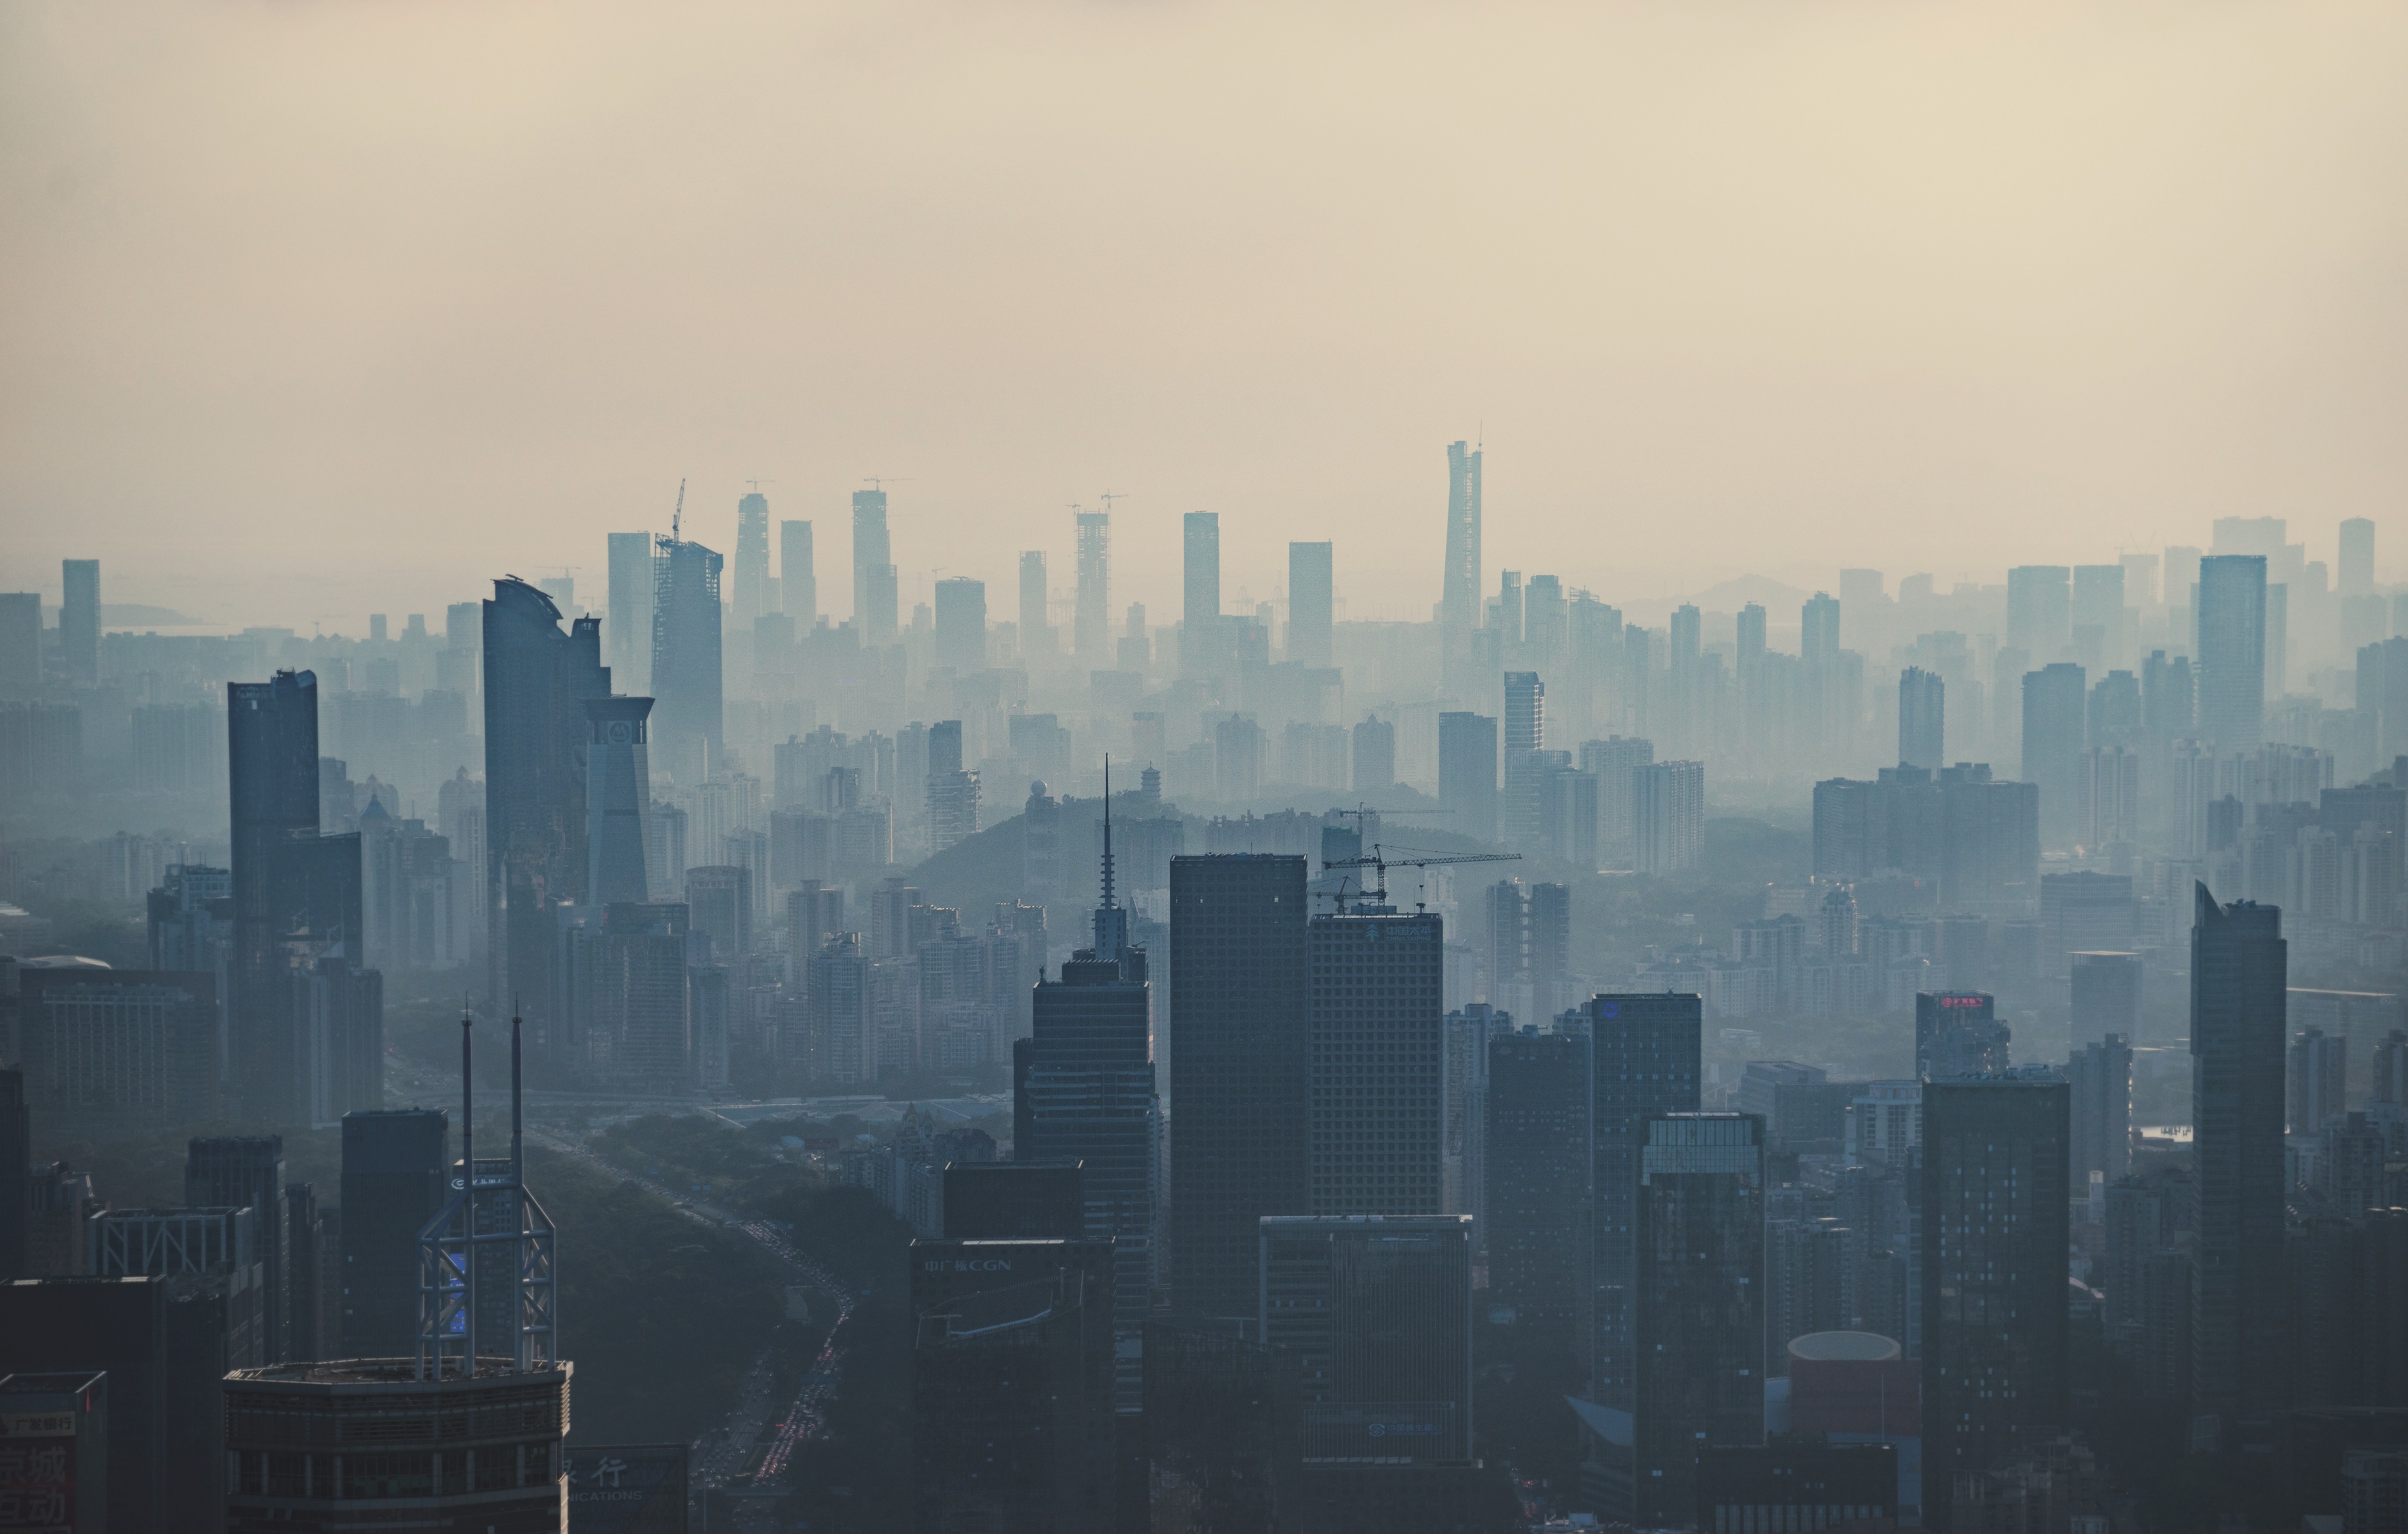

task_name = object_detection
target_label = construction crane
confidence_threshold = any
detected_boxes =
[1332,803,1451,843]
[669,478,686,540]
[1323,843,1519,913]
[1098,491,1131,514]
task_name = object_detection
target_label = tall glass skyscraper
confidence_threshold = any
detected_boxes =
[1633,1113,1765,1530]
[731,489,770,626]
[1169,854,1309,1323]
[1074,509,1110,659]
[1485,1028,1592,1350]
[648,536,722,778]
[1588,992,1703,1414]
[2196,554,2267,752]
[2188,883,2287,1450]
[483,578,611,1062]
[1919,1071,2069,1526]
[1442,440,1483,661]
[228,668,367,1123]
[1308,907,1445,1218]
[853,488,896,643]
[1259,1214,1475,1461]
[1287,541,1333,670]
[1018,804,1160,1412]
[780,519,815,628]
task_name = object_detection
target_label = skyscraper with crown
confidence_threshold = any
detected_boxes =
[1014,763,1161,1413]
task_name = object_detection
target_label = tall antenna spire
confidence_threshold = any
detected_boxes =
[1093,756,1129,966]
[1100,754,1116,911]
[459,1007,476,1377]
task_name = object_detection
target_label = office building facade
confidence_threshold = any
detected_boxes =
[1309,909,1445,1218]
[1169,855,1309,1323]
[1633,1113,1767,1529]
[338,1108,448,1358]
[1919,1072,2070,1527]
[2188,884,2287,1449]
[1258,1214,1475,1462]
[648,534,722,775]
[2196,555,2267,752]
[1484,1028,1591,1347]
[910,1238,1117,1534]
[1589,992,1703,1410]
[482,578,611,1060]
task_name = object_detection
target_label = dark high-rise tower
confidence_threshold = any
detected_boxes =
[649,533,723,776]
[339,1107,449,1358]
[2068,1032,2132,1191]
[584,696,653,907]
[853,488,897,642]
[2008,565,2072,662]
[1018,551,1051,656]
[1920,1072,2070,1527]
[733,489,770,626]
[2189,884,2287,1448]
[1633,1113,1765,1530]
[1917,992,2010,1081]
[0,1066,26,1280]
[1438,711,1499,844]
[1018,784,1160,1411]
[59,557,99,686]
[605,531,652,688]
[1442,440,1483,649]
[1899,666,1944,769]
[1288,541,1333,669]
[1074,509,1110,658]
[1182,511,1220,636]
[1309,906,1445,1217]
[1259,1214,1476,1461]
[228,669,353,1122]
[910,1237,1117,1534]
[1588,992,1703,1412]
[781,519,816,627]
[1502,672,1546,849]
[934,577,986,673]
[186,1135,289,1362]
[483,578,611,1056]
[2022,662,2087,850]
[1485,1028,1592,1350]
[2196,554,2267,752]
[1169,854,1309,1323]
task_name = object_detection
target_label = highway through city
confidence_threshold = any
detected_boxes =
[527,1123,858,1504]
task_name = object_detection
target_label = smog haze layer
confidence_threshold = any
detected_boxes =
[5,0,2405,626]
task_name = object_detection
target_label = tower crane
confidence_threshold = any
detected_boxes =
[1322,843,1519,913]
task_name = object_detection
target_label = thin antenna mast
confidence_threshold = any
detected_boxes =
[460,1009,476,1376]
[1101,755,1115,911]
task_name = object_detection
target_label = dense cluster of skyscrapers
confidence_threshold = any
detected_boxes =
[3,447,2406,1530]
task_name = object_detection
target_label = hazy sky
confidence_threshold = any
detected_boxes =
[5,1,2405,633]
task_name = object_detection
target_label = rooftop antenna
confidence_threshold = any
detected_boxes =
[415,999,557,1381]
[459,1007,477,1377]
[511,1008,524,1203]
[1094,755,1129,965]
